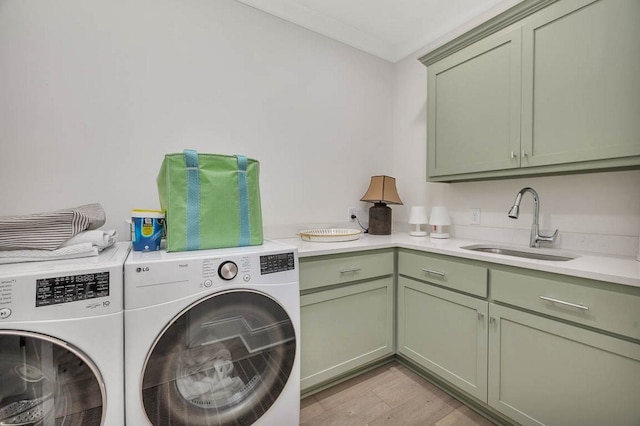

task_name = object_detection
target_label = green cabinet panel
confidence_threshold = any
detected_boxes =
[521,0,640,167]
[427,26,522,177]
[398,249,488,297]
[492,267,640,340]
[488,303,640,426]
[397,277,488,401]
[300,277,394,392]
[299,249,394,291]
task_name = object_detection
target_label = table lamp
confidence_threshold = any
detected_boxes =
[360,175,403,235]
[408,206,428,237]
[429,206,451,239]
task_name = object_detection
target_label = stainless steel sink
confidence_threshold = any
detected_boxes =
[461,244,578,262]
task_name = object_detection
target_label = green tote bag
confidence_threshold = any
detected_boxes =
[157,150,263,252]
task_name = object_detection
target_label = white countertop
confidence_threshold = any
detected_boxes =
[277,233,640,288]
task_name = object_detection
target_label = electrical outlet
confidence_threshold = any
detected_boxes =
[348,207,357,221]
[470,208,481,225]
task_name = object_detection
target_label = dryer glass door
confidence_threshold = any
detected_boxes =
[141,290,296,426]
[0,331,105,426]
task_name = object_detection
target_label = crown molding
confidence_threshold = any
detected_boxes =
[419,0,558,66]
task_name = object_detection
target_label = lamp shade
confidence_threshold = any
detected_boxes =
[408,206,428,224]
[408,206,428,237]
[429,206,451,239]
[360,176,403,205]
[428,206,451,225]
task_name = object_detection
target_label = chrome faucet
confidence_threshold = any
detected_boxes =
[508,187,558,248]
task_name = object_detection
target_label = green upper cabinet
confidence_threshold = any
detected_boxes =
[521,0,640,167]
[421,0,640,182]
[427,27,522,176]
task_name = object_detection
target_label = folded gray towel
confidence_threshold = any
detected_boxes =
[0,203,106,251]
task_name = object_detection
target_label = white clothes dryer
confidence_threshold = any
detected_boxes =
[124,240,300,426]
[0,242,130,426]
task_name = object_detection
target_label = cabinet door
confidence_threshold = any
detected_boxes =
[428,26,521,177]
[397,277,488,401]
[300,277,394,392]
[521,0,640,167]
[488,303,640,426]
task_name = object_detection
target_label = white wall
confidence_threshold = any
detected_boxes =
[391,7,640,257]
[1,0,638,257]
[0,0,394,237]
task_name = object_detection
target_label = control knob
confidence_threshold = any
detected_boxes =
[218,261,238,281]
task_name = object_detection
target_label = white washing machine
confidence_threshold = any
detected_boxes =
[124,240,300,426]
[0,242,130,426]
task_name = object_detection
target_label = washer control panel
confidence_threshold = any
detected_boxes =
[124,244,298,309]
[260,252,295,275]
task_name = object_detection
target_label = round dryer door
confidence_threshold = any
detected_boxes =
[0,331,105,426]
[141,290,296,426]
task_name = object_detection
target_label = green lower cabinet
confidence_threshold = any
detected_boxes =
[301,247,640,424]
[397,276,489,401]
[300,277,394,392]
[488,303,640,426]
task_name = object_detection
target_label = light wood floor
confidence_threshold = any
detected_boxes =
[301,361,496,426]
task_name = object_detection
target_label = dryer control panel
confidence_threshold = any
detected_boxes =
[36,271,110,307]
[0,242,129,321]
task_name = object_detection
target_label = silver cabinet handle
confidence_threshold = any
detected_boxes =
[489,317,496,325]
[477,312,484,320]
[421,268,445,278]
[510,151,517,160]
[339,268,361,274]
[521,151,529,158]
[539,296,589,310]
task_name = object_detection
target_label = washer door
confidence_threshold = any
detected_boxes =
[0,331,105,426]
[141,290,297,426]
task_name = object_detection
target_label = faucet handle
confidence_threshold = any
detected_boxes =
[537,229,558,244]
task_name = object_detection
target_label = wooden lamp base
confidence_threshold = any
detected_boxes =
[368,203,392,235]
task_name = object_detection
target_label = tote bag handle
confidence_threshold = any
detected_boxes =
[184,149,201,250]
[183,149,251,250]
[236,155,251,246]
